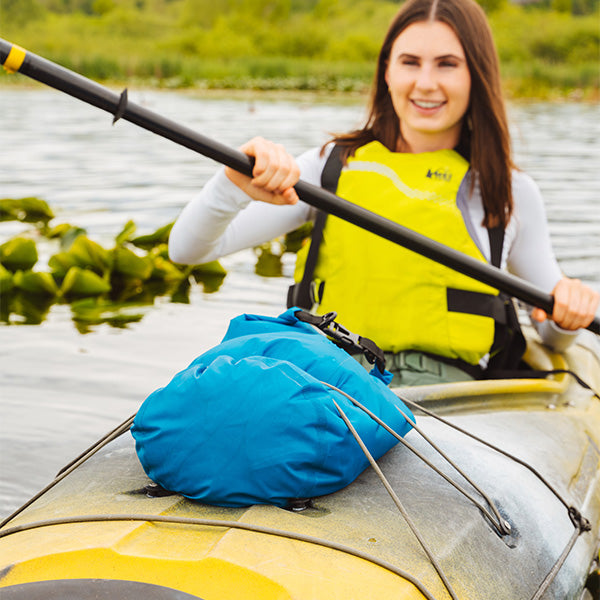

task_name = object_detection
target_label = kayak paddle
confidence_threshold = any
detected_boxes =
[1,39,598,335]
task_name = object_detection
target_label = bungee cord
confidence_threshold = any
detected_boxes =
[394,394,593,599]
[396,395,590,518]
[331,398,459,600]
[322,381,510,536]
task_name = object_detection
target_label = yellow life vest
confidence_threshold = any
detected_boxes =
[294,141,502,365]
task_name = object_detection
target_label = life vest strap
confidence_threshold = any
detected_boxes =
[286,144,342,309]
[447,288,508,323]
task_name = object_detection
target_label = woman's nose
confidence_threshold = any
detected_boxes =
[414,65,436,91]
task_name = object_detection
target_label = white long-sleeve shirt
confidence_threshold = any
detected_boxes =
[169,146,578,350]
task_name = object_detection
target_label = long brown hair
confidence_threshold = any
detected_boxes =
[331,0,514,228]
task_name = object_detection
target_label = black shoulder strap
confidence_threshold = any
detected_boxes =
[287,145,344,309]
[487,225,504,268]
[485,224,527,372]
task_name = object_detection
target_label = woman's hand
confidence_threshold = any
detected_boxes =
[225,136,300,205]
[531,277,600,331]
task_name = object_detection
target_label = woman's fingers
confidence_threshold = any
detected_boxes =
[225,137,300,205]
[251,139,299,191]
[536,277,600,331]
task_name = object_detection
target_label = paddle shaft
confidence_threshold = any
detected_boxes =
[2,39,598,335]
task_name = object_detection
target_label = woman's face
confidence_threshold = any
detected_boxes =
[385,20,471,153]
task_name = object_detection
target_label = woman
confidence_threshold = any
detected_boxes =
[169,0,599,385]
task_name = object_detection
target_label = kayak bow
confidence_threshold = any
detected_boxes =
[1,328,599,599]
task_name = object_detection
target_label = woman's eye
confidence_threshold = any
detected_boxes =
[439,60,458,68]
[401,58,419,66]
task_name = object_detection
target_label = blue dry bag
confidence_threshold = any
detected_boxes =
[132,308,414,507]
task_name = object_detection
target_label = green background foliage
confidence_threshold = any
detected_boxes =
[1,0,598,97]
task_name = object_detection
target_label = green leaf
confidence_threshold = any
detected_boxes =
[150,256,187,282]
[46,223,85,241]
[112,246,153,280]
[254,244,283,277]
[192,271,226,293]
[61,266,111,298]
[49,235,111,278]
[191,260,227,276]
[115,220,137,246]
[48,252,79,278]
[3,292,54,326]
[0,237,38,272]
[70,236,112,274]
[0,197,54,223]
[0,199,19,221]
[0,263,14,294]
[16,197,55,223]
[284,222,313,253]
[60,226,88,249]
[130,222,174,250]
[13,271,59,296]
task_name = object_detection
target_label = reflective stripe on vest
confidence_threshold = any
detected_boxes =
[294,141,501,365]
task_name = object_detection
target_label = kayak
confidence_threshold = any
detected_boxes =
[0,325,599,600]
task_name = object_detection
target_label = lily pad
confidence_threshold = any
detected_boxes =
[115,220,137,246]
[61,266,111,298]
[112,246,153,280]
[192,272,226,293]
[0,197,54,224]
[0,237,38,272]
[46,223,87,246]
[0,263,14,294]
[150,256,187,282]
[254,244,283,277]
[130,222,174,251]
[191,260,227,276]
[1,291,54,325]
[59,226,88,249]
[70,235,112,273]
[190,260,227,293]
[13,270,59,296]
[49,235,111,277]
[284,222,313,254]
[70,297,145,333]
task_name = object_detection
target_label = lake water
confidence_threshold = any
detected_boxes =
[0,89,599,518]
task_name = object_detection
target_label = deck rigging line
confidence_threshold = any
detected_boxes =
[397,395,590,518]
[323,382,510,535]
[331,397,459,600]
[396,394,593,599]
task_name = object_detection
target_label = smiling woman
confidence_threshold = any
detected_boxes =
[168,0,599,387]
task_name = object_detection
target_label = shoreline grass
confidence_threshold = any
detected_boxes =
[1,1,598,101]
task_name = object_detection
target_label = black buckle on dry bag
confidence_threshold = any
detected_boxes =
[294,309,386,374]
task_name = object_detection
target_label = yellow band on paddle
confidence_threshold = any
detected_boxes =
[3,44,26,74]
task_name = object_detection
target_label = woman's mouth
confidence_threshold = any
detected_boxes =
[411,99,446,110]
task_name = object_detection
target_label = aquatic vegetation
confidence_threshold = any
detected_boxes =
[0,197,224,330]
[0,196,309,331]
[0,197,54,224]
